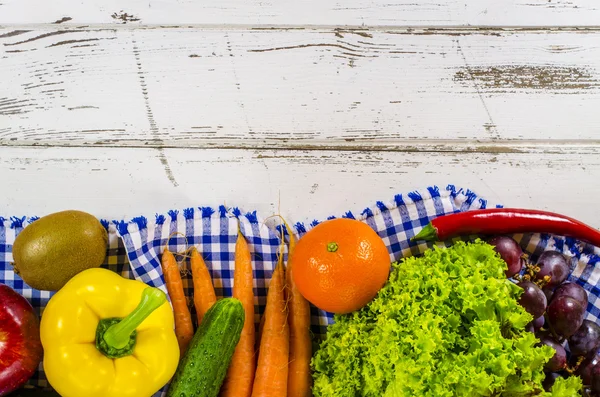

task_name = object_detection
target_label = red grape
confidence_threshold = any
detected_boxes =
[535,251,570,288]
[539,336,567,372]
[553,282,588,308]
[577,347,600,385]
[517,281,547,319]
[542,372,562,392]
[525,323,535,333]
[569,320,600,358]
[488,236,523,278]
[547,295,585,338]
[533,315,545,331]
[592,365,600,393]
[543,287,554,303]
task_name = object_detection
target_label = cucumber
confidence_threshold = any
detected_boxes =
[166,297,245,397]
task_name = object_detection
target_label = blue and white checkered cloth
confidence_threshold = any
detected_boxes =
[2,184,600,395]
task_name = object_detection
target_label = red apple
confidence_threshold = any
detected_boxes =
[0,284,43,396]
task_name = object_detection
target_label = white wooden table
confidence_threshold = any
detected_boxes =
[2,1,599,226]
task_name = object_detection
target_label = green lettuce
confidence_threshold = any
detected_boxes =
[311,240,582,396]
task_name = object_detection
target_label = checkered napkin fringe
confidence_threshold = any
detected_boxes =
[1,184,600,395]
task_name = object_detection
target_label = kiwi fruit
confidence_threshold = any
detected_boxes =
[12,210,108,291]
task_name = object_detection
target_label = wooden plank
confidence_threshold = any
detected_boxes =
[1,146,599,227]
[2,28,600,148]
[1,0,600,27]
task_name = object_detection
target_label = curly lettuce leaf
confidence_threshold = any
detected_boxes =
[549,376,582,397]
[311,240,581,397]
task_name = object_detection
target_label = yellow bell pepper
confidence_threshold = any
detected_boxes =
[40,268,180,397]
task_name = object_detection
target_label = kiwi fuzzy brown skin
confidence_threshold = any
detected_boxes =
[11,210,108,291]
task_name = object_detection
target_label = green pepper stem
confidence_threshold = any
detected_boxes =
[411,223,438,242]
[103,287,167,349]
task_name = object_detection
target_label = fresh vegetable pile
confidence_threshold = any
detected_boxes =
[4,189,600,397]
[311,240,581,396]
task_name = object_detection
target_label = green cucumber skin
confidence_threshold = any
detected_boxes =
[166,297,245,397]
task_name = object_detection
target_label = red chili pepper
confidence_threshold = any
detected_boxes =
[412,208,600,247]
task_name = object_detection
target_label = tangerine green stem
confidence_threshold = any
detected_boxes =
[103,287,167,349]
[327,242,339,252]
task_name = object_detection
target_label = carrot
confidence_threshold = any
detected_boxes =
[256,312,266,353]
[251,238,289,397]
[161,248,194,354]
[220,230,256,397]
[283,220,313,397]
[190,246,217,324]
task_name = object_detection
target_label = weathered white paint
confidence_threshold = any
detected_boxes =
[1,0,599,27]
[2,28,600,148]
[2,0,600,228]
[1,146,599,227]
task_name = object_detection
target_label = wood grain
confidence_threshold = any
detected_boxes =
[2,27,600,149]
[1,0,599,27]
[1,146,598,226]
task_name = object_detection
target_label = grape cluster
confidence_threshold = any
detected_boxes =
[490,237,600,395]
